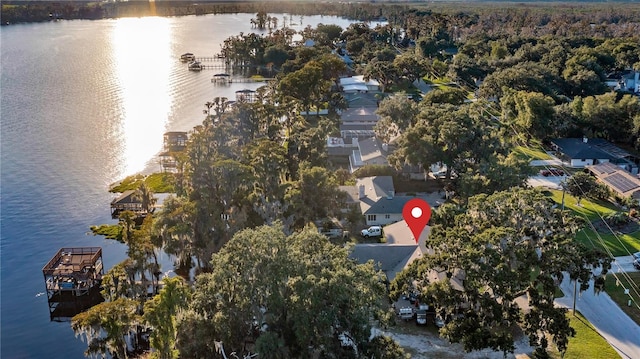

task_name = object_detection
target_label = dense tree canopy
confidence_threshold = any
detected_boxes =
[373,93,419,144]
[176,224,390,358]
[390,189,611,357]
[69,6,640,358]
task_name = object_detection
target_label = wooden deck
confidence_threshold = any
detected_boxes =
[42,247,104,320]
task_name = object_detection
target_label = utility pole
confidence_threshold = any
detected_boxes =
[572,279,577,316]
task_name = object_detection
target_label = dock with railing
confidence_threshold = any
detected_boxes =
[42,247,104,321]
[211,73,274,84]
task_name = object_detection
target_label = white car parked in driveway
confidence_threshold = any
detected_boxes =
[360,226,382,238]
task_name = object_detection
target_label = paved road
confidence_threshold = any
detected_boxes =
[612,256,640,273]
[555,269,640,359]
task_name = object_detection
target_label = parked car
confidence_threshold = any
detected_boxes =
[399,307,414,321]
[540,168,565,177]
[360,226,382,238]
[416,309,428,325]
[434,315,445,328]
[633,251,640,261]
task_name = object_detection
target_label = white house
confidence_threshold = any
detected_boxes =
[551,138,638,173]
[550,138,615,168]
[606,70,640,93]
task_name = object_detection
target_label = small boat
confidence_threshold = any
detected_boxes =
[180,53,195,62]
[188,61,203,71]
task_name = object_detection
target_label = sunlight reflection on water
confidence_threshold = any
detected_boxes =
[113,17,171,176]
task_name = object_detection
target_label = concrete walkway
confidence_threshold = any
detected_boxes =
[530,159,564,167]
[555,271,640,359]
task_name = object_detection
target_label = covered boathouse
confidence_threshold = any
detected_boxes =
[42,247,104,321]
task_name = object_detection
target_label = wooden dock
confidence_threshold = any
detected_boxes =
[191,63,254,70]
[42,247,105,321]
[212,76,275,84]
[194,56,227,62]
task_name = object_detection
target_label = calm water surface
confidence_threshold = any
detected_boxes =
[1,13,366,358]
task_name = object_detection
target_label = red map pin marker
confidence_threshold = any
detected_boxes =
[402,198,432,244]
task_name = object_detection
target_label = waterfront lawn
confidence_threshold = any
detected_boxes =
[110,172,174,193]
[549,312,620,359]
[575,227,640,256]
[604,272,640,326]
[90,224,122,241]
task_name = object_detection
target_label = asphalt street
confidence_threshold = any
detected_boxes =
[555,266,640,359]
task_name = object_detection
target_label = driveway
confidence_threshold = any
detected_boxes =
[530,159,564,167]
[527,174,566,190]
[528,155,569,190]
[555,273,640,359]
[612,255,640,273]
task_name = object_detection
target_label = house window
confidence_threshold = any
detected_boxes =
[385,214,391,219]
[367,214,377,222]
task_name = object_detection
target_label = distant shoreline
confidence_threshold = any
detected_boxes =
[0,1,362,26]
[3,1,640,26]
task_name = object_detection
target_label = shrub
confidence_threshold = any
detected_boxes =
[353,164,396,178]
[605,212,630,226]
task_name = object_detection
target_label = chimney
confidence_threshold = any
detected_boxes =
[358,184,365,199]
[386,190,394,199]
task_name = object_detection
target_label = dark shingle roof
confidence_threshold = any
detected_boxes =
[111,190,138,205]
[365,196,414,215]
[349,244,417,272]
[551,138,616,160]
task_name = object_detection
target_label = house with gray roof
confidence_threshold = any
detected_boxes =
[349,244,418,280]
[339,75,380,93]
[349,221,465,287]
[349,220,427,280]
[586,162,640,202]
[550,137,614,167]
[349,137,388,173]
[551,138,638,173]
[352,176,429,226]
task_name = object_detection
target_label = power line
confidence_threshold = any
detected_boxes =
[430,67,640,304]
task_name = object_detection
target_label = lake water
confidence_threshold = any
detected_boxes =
[0,13,371,358]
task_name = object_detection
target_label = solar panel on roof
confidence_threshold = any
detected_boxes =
[605,173,640,194]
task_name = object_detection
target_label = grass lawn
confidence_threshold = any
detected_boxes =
[89,224,122,242]
[514,145,552,161]
[545,190,639,255]
[575,227,640,256]
[110,172,175,193]
[546,189,619,221]
[604,271,640,325]
[424,76,453,85]
[549,312,620,359]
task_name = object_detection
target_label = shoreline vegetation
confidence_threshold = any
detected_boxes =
[33,1,639,356]
[3,1,640,26]
[109,172,174,193]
